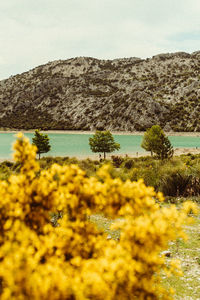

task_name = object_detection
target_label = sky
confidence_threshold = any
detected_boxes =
[0,0,200,80]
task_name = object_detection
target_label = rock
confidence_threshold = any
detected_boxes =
[0,51,200,131]
[162,251,171,257]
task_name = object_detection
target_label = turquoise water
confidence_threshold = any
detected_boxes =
[0,133,200,159]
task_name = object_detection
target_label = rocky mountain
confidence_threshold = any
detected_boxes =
[0,51,200,132]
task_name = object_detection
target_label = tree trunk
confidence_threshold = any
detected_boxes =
[39,152,40,160]
[104,152,106,159]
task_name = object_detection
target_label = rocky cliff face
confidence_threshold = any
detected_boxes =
[0,51,200,131]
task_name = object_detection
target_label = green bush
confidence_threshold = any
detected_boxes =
[2,152,200,198]
[124,159,134,169]
[39,156,99,177]
[111,155,124,168]
[159,171,192,197]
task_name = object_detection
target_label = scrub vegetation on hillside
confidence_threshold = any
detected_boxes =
[1,51,200,131]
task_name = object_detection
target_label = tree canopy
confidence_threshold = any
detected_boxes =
[141,125,174,159]
[89,130,120,159]
[32,129,51,159]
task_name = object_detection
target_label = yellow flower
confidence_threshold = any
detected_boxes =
[0,133,196,299]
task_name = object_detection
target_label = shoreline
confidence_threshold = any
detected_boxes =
[0,147,200,163]
[0,129,200,137]
[1,130,200,162]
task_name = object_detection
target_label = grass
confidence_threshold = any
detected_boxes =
[89,214,120,240]
[162,216,200,299]
[90,205,200,299]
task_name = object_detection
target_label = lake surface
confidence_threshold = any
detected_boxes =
[0,132,200,159]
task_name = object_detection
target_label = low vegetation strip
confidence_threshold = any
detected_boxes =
[2,152,200,200]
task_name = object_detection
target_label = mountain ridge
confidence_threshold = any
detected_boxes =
[0,51,200,132]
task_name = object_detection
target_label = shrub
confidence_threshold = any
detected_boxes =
[111,155,124,167]
[78,158,98,177]
[124,159,134,169]
[0,134,197,299]
[159,171,192,197]
[0,161,13,168]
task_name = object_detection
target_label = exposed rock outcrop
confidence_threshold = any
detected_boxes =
[0,52,200,131]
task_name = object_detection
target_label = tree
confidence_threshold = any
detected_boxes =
[158,133,174,160]
[89,130,120,159]
[32,129,51,159]
[141,125,174,159]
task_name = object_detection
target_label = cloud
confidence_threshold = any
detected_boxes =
[0,0,200,79]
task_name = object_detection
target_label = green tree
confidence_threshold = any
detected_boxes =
[141,125,173,159]
[32,129,51,159]
[89,131,120,159]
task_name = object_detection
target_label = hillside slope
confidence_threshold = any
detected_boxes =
[0,51,200,131]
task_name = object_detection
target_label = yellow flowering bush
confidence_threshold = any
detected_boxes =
[0,134,197,299]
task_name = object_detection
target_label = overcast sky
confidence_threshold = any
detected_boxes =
[0,0,200,79]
